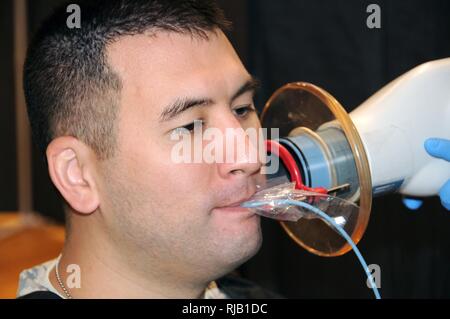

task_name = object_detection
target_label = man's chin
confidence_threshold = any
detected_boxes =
[216,221,263,270]
[189,224,262,283]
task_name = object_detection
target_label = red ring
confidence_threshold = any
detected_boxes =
[265,139,327,194]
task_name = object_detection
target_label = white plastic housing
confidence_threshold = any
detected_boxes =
[350,58,450,197]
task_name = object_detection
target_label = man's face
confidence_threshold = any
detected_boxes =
[97,30,264,281]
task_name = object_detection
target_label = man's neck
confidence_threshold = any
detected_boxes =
[49,224,209,298]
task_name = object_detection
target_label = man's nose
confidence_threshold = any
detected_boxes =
[216,119,263,179]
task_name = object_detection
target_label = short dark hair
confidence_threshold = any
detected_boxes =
[24,0,230,160]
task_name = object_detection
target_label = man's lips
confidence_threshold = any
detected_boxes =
[217,192,255,208]
[212,193,257,215]
[212,205,255,216]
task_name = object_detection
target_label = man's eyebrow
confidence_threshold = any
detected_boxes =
[159,98,213,123]
[231,77,260,103]
[158,77,260,123]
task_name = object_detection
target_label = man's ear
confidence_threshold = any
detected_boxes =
[46,136,100,214]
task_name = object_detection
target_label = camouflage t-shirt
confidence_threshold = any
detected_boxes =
[17,258,63,298]
[16,256,229,299]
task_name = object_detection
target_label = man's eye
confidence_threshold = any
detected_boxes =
[173,119,204,134]
[233,104,256,118]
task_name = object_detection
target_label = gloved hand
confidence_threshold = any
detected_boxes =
[403,138,450,211]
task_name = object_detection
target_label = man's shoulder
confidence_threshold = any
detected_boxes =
[17,291,62,299]
[216,274,283,299]
[16,257,60,298]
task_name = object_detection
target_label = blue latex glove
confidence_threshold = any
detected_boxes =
[403,138,450,211]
